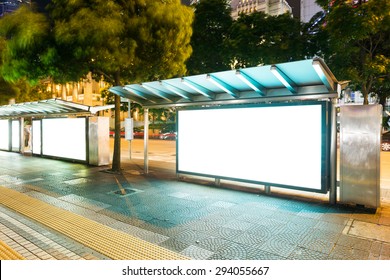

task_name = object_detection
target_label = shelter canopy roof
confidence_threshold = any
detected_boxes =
[110,58,339,108]
[0,98,114,119]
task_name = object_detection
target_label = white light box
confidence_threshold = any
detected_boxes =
[177,103,328,192]
[32,120,41,155]
[0,119,9,150]
[42,118,87,161]
[11,120,20,151]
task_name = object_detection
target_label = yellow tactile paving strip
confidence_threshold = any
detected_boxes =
[0,186,189,260]
[0,240,26,260]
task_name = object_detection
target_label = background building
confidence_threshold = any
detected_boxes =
[231,0,292,19]
[0,0,29,17]
[300,0,322,22]
[184,0,322,23]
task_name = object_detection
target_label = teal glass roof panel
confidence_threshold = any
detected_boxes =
[275,60,321,86]
[239,65,282,88]
[111,58,339,107]
[208,70,253,92]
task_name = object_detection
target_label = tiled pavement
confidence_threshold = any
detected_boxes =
[0,148,390,260]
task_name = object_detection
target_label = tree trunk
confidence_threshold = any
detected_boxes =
[111,73,122,172]
[362,83,369,105]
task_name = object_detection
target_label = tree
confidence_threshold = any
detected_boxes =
[0,2,90,99]
[0,5,51,85]
[48,0,193,172]
[227,12,305,68]
[0,78,19,104]
[186,0,233,74]
[302,11,329,60]
[316,0,390,104]
[0,1,193,172]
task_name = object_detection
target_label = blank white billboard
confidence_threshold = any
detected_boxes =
[0,119,9,150]
[42,118,87,161]
[177,103,328,192]
[32,120,41,155]
[11,120,20,151]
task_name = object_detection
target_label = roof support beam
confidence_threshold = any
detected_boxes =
[51,99,89,111]
[235,70,266,96]
[11,105,41,114]
[207,74,240,98]
[140,83,173,102]
[312,60,335,91]
[181,78,215,99]
[37,103,65,113]
[160,81,193,101]
[123,86,162,105]
[123,86,149,101]
[110,86,147,105]
[270,65,297,94]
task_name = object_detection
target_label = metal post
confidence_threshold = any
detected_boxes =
[215,178,221,187]
[128,100,131,160]
[329,98,337,204]
[20,117,24,154]
[144,108,149,174]
[265,185,271,194]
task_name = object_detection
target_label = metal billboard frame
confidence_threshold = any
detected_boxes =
[176,101,332,194]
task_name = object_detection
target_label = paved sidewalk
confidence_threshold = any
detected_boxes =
[0,148,389,260]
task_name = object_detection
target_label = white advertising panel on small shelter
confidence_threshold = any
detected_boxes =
[42,118,87,161]
[0,99,113,166]
[0,119,9,150]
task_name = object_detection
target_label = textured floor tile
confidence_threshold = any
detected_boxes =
[181,245,213,260]
[336,235,372,251]
[214,242,249,260]
[288,246,328,260]
[196,236,229,252]
[258,238,297,258]
[329,244,370,260]
[159,238,190,252]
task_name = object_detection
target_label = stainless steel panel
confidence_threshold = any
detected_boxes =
[88,117,110,166]
[340,105,381,208]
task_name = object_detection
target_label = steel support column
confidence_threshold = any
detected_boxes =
[329,98,338,204]
[144,108,149,174]
[20,117,24,154]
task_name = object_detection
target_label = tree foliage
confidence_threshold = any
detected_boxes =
[315,0,390,104]
[228,12,305,68]
[48,0,193,85]
[0,5,51,84]
[0,0,193,172]
[49,0,193,172]
[186,0,233,74]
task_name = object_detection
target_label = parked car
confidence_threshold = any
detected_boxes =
[133,128,144,139]
[109,128,125,138]
[132,128,160,139]
[159,131,177,140]
[382,131,390,151]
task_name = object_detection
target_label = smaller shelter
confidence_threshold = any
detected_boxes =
[0,99,113,166]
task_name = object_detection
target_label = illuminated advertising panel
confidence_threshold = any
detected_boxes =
[177,102,329,193]
[42,118,87,161]
[32,120,41,155]
[0,119,9,150]
[11,120,20,151]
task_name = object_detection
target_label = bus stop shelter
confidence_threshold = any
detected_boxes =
[0,98,114,166]
[110,58,343,204]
